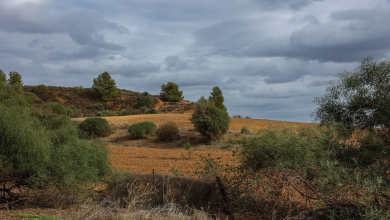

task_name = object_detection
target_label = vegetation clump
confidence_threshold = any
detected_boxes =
[0,69,6,84]
[92,71,119,101]
[160,82,184,102]
[209,86,226,111]
[0,84,111,207]
[44,102,68,116]
[135,92,155,108]
[190,97,230,139]
[146,109,158,114]
[156,121,181,141]
[127,121,157,139]
[32,84,49,97]
[79,117,112,139]
[240,126,252,135]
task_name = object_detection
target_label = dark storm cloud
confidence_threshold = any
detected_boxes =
[192,5,390,63]
[0,2,126,54]
[253,0,324,10]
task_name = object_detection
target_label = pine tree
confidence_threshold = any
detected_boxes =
[209,86,227,111]
[0,70,6,84]
[92,72,119,101]
[160,82,184,102]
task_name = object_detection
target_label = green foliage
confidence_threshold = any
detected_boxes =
[96,109,124,117]
[0,69,6,84]
[146,109,158,114]
[127,121,157,139]
[92,71,119,101]
[135,92,155,108]
[190,97,230,139]
[75,85,85,95]
[79,117,112,139]
[240,126,252,135]
[22,92,42,104]
[156,121,181,141]
[160,82,184,102]
[87,103,105,111]
[32,84,49,97]
[314,57,390,131]
[0,91,111,207]
[8,71,23,86]
[209,86,227,111]
[139,106,149,113]
[233,115,242,118]
[44,102,68,116]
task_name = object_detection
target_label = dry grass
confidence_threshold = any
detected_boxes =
[80,173,224,220]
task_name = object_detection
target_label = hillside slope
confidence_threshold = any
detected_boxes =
[23,85,196,117]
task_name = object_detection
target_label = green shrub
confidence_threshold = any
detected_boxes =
[160,82,184,102]
[32,84,49,97]
[241,126,252,135]
[127,121,157,139]
[38,114,72,130]
[96,110,116,117]
[135,92,155,108]
[139,106,149,114]
[156,121,181,141]
[79,117,112,139]
[22,92,42,104]
[146,109,158,114]
[87,103,105,111]
[190,98,230,139]
[44,102,67,116]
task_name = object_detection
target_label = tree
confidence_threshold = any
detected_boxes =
[92,72,118,101]
[190,96,230,139]
[0,69,6,84]
[209,86,227,111]
[8,71,23,93]
[313,57,390,130]
[160,82,184,102]
[8,71,23,86]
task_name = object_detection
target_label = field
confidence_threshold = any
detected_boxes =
[74,113,315,175]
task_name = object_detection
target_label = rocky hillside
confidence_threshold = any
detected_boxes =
[22,85,196,117]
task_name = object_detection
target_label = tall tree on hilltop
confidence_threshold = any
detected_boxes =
[209,86,227,111]
[160,82,184,102]
[92,71,119,101]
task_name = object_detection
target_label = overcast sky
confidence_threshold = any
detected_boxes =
[1,0,389,122]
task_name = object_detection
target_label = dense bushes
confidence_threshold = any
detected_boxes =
[156,121,181,141]
[190,98,230,139]
[0,88,111,206]
[128,121,157,139]
[146,109,158,114]
[44,102,67,115]
[32,84,49,97]
[79,117,112,139]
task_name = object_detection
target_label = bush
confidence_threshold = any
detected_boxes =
[156,121,181,141]
[241,126,252,135]
[1,94,111,207]
[139,106,149,114]
[44,102,67,116]
[79,117,112,139]
[135,92,155,108]
[87,103,105,111]
[22,92,42,104]
[38,114,72,130]
[127,121,157,139]
[32,84,49,97]
[190,98,230,139]
[96,110,116,117]
[146,109,158,114]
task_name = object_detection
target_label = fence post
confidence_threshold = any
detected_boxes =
[216,176,234,220]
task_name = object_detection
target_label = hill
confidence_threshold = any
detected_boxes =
[22,85,196,117]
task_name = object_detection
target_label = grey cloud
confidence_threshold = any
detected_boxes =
[164,56,210,72]
[253,0,323,10]
[49,47,101,60]
[0,2,126,54]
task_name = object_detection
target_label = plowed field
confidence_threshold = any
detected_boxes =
[74,113,315,175]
